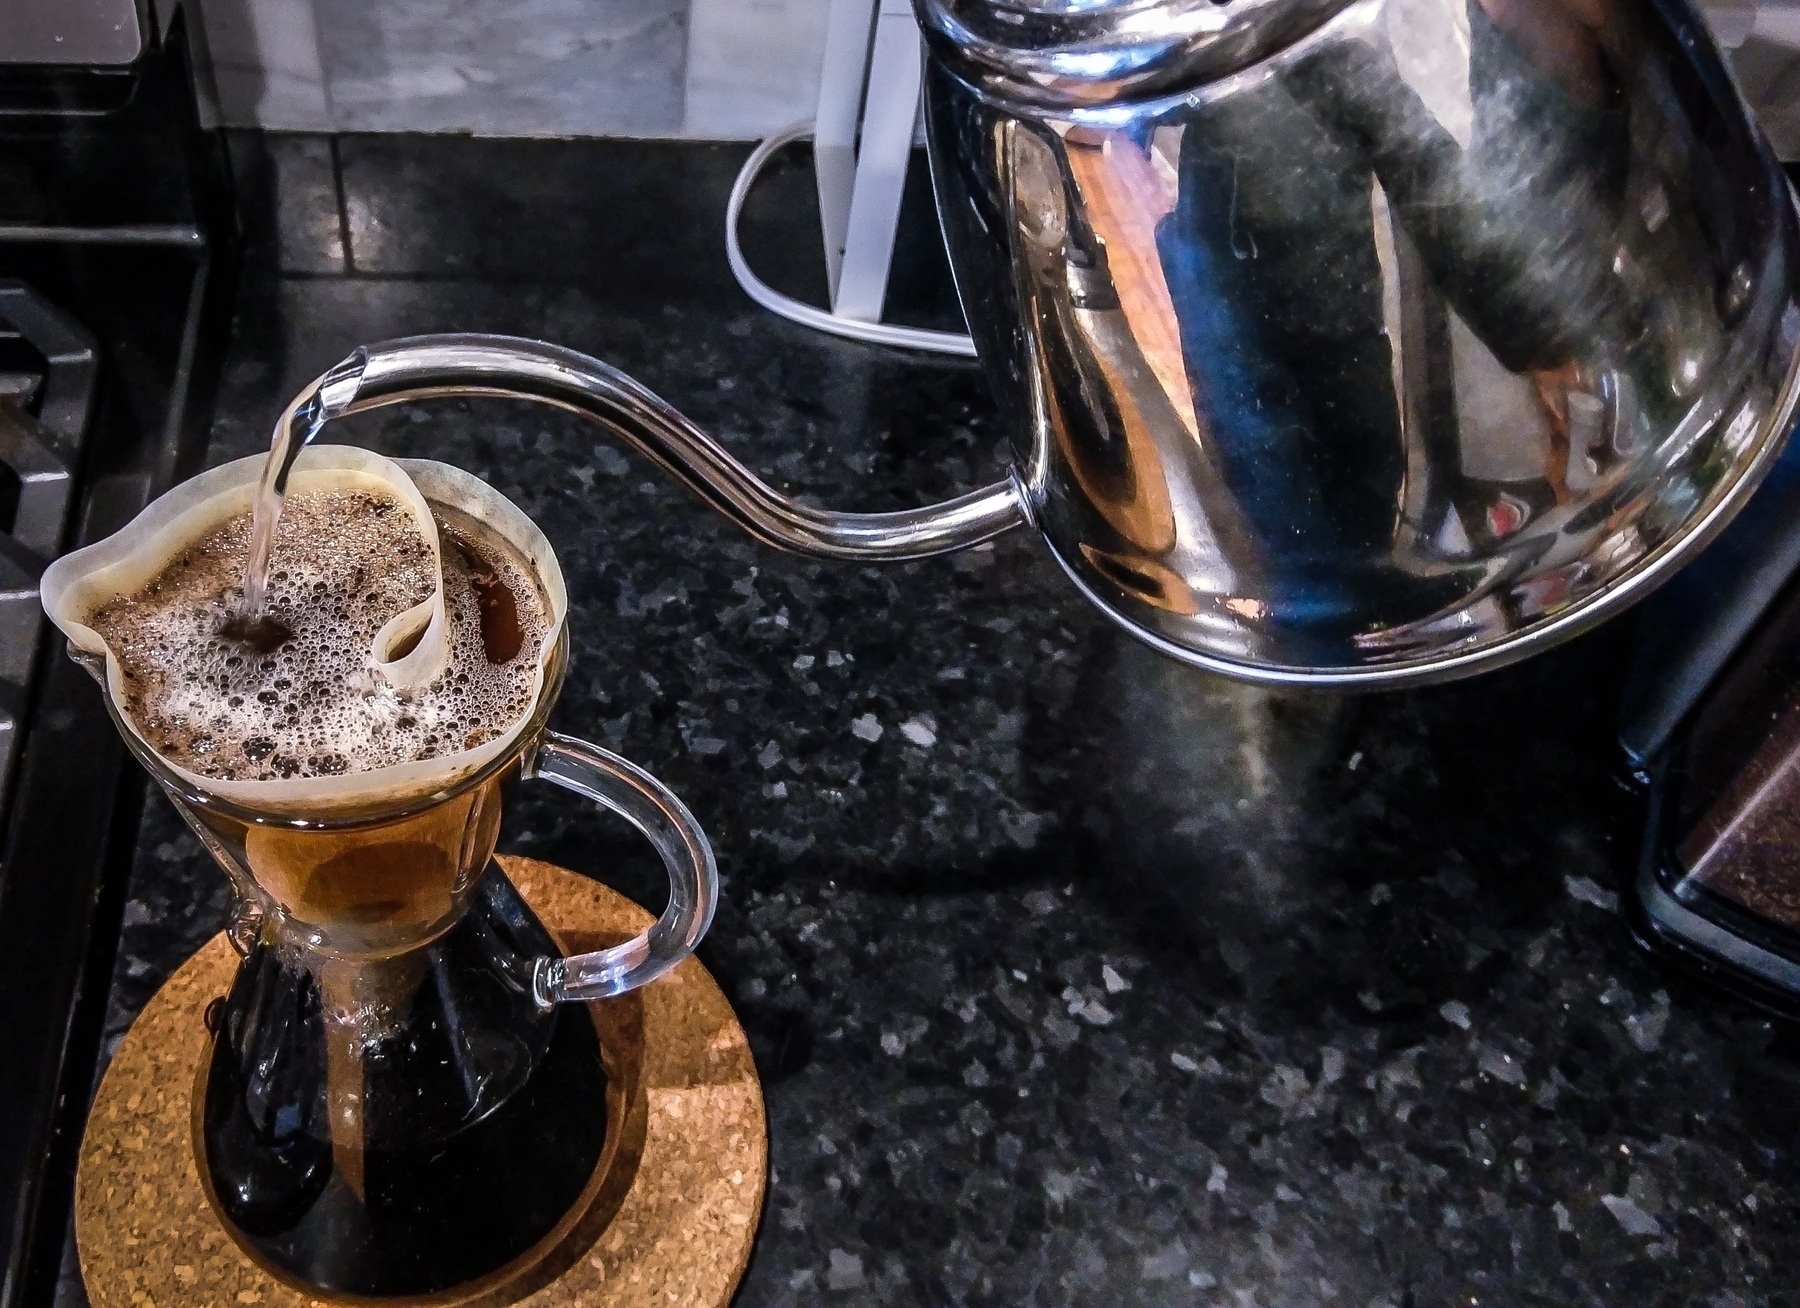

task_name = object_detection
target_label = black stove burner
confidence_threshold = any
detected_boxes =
[0,6,237,1305]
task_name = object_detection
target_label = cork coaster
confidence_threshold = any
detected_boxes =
[76,856,766,1308]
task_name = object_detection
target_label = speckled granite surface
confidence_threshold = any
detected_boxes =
[73,135,1800,1307]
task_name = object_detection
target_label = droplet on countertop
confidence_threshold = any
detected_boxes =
[1601,1194,1664,1237]
[1477,1045,1527,1085]
[1073,998,1114,1026]
[1042,1170,1081,1205]
[900,716,937,747]
[1623,989,1671,1051]
[1565,874,1620,912]
[1140,1240,1188,1281]
[826,1250,864,1291]
[1319,1046,1347,1084]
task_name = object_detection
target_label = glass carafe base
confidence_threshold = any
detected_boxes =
[199,865,609,1297]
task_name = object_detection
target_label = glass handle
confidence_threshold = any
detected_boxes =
[523,730,718,1006]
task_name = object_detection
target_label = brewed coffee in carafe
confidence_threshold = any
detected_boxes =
[49,448,613,1297]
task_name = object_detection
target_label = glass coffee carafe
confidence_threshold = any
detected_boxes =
[42,451,717,1298]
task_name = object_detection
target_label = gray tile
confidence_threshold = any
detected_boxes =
[314,0,689,137]
[228,132,347,274]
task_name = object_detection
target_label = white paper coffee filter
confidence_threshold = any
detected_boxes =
[40,447,567,816]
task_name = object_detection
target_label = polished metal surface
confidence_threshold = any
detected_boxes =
[923,0,1800,684]
[917,0,1361,109]
[288,334,1029,562]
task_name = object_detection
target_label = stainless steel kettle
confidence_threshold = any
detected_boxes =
[283,0,1800,688]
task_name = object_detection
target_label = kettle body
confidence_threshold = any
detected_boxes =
[918,0,1800,685]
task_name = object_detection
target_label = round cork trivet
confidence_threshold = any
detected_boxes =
[75,856,766,1308]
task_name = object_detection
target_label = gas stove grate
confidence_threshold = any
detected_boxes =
[0,284,94,805]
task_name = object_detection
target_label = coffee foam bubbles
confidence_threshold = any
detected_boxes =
[41,448,569,816]
[86,490,546,781]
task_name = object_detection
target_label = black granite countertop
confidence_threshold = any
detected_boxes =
[75,134,1800,1306]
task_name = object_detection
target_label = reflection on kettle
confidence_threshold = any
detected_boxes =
[926,0,1799,685]
[1007,122,1268,644]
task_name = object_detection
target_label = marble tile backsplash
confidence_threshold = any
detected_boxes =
[199,0,332,131]
[196,0,830,139]
[683,0,832,139]
[192,0,1796,151]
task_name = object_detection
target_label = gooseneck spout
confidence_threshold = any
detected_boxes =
[281,333,1029,561]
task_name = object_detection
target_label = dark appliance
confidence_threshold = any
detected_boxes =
[0,3,236,1305]
[1622,156,1800,1012]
